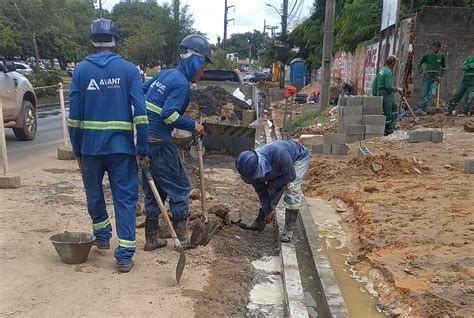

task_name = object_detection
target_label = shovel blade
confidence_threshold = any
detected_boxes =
[201,220,219,246]
[176,252,186,284]
[189,221,206,247]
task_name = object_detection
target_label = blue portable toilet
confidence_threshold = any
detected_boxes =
[290,58,307,91]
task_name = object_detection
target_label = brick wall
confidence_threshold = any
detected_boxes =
[411,6,474,105]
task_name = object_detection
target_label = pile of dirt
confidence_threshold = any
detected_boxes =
[347,152,425,177]
[293,121,337,137]
[188,86,252,123]
[305,152,422,188]
[398,114,471,130]
[303,128,474,317]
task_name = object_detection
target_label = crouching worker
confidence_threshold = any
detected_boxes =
[141,34,211,250]
[235,140,312,243]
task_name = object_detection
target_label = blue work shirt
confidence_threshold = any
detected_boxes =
[68,52,148,156]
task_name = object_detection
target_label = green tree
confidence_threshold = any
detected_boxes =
[0,23,21,57]
[111,2,195,66]
[1,0,95,67]
[207,48,238,70]
[334,0,381,53]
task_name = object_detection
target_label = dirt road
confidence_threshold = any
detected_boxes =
[0,149,278,317]
[303,125,474,316]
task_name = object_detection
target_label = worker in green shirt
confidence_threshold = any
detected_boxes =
[416,41,446,115]
[445,54,474,116]
[372,55,402,135]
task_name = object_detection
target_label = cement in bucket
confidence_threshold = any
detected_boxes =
[50,232,95,264]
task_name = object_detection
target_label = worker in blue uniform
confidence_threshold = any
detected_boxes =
[235,140,312,243]
[68,18,149,272]
[141,34,211,250]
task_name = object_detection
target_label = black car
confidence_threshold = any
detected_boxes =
[249,72,271,83]
[200,69,241,83]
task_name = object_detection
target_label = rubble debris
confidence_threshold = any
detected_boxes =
[208,203,231,219]
[190,188,210,201]
[371,162,383,173]
[464,119,474,132]
[187,86,252,123]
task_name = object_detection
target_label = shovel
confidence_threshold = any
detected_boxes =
[400,92,418,123]
[143,167,186,284]
[190,133,219,247]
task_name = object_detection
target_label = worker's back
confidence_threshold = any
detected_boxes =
[69,51,143,156]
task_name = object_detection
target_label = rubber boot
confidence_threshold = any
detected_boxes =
[173,219,190,247]
[144,217,167,251]
[239,208,266,232]
[117,261,134,273]
[279,209,299,243]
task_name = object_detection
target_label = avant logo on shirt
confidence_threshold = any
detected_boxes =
[87,78,121,90]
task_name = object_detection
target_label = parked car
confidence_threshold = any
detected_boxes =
[1,61,38,141]
[200,69,242,83]
[13,62,34,76]
[249,72,271,83]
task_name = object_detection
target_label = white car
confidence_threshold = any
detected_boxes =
[1,61,37,140]
[13,62,34,76]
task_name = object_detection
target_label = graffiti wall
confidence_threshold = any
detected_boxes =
[364,42,379,96]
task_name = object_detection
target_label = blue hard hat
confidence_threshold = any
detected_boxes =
[235,150,258,181]
[180,34,212,63]
[90,18,122,42]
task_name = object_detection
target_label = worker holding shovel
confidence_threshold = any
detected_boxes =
[235,140,312,243]
[141,34,211,250]
[416,41,446,115]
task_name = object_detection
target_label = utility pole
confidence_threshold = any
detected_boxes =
[263,19,266,35]
[279,0,289,88]
[99,0,103,18]
[282,0,288,36]
[173,0,180,63]
[320,0,335,109]
[223,0,235,49]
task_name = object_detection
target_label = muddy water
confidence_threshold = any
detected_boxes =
[306,198,387,318]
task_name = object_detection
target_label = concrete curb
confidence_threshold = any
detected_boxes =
[276,203,309,317]
[298,199,350,317]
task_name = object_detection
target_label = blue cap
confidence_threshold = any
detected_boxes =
[235,150,258,181]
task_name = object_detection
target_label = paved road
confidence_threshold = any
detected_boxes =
[5,107,66,168]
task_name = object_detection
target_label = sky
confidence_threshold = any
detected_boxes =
[102,0,314,44]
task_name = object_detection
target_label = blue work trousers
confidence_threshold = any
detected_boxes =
[81,154,138,265]
[142,141,191,222]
